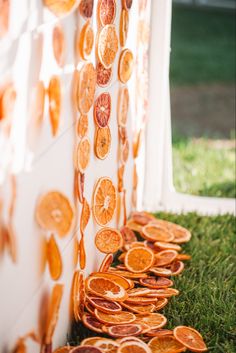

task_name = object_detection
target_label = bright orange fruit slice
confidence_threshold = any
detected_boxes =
[77,62,96,114]
[119,9,129,47]
[94,126,111,160]
[86,276,128,301]
[118,341,151,353]
[127,287,151,297]
[95,339,120,352]
[149,267,172,277]
[121,302,155,315]
[154,250,178,267]
[105,324,143,338]
[174,326,207,352]
[133,129,143,159]
[90,272,132,290]
[126,219,143,233]
[94,309,136,325]
[36,191,74,237]
[87,296,122,313]
[125,296,157,305]
[154,241,181,252]
[176,254,191,261]
[77,20,94,60]
[98,253,113,272]
[47,234,62,280]
[81,337,105,346]
[43,0,77,16]
[132,211,156,225]
[92,177,116,226]
[146,328,173,338]
[108,269,148,279]
[125,247,154,273]
[95,227,123,254]
[77,114,88,138]
[82,313,103,333]
[96,62,112,87]
[97,24,118,69]
[74,136,91,173]
[117,87,129,127]
[155,298,169,311]
[134,313,167,330]
[72,270,85,321]
[80,198,90,232]
[169,261,185,276]
[52,25,65,67]
[118,49,134,83]
[94,92,111,128]
[148,336,186,353]
[79,0,94,18]
[48,76,61,136]
[142,224,174,243]
[79,234,86,270]
[97,0,116,26]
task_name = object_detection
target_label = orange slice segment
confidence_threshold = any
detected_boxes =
[95,227,123,254]
[173,326,207,352]
[92,177,116,226]
[48,76,61,136]
[72,270,85,321]
[77,114,88,138]
[118,49,134,83]
[86,276,128,301]
[119,9,129,47]
[43,0,77,16]
[96,62,112,87]
[36,191,74,237]
[95,309,136,325]
[125,247,154,273]
[97,24,118,69]
[94,126,111,160]
[52,25,65,67]
[154,250,178,267]
[77,20,94,60]
[77,62,96,114]
[79,0,94,18]
[94,92,111,128]
[117,87,129,127]
[148,336,186,353]
[98,0,116,26]
[47,234,62,280]
[74,136,91,173]
[87,296,122,313]
[142,225,174,243]
[80,198,90,232]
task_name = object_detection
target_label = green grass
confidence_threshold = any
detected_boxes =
[170,5,236,85]
[154,212,236,353]
[173,137,236,198]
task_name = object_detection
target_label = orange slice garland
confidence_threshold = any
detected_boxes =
[43,0,77,16]
[118,48,134,84]
[79,0,94,18]
[77,21,94,60]
[97,24,118,69]
[80,198,90,232]
[86,276,128,301]
[119,9,129,47]
[48,76,61,136]
[97,0,116,26]
[74,136,91,173]
[125,247,154,273]
[77,114,89,138]
[77,62,96,114]
[173,326,207,352]
[52,25,65,67]
[95,227,123,254]
[117,87,129,127]
[122,0,133,11]
[98,253,113,272]
[94,126,111,160]
[47,234,62,280]
[94,92,111,128]
[0,83,17,122]
[96,62,112,87]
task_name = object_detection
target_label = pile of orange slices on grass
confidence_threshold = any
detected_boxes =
[53,212,208,353]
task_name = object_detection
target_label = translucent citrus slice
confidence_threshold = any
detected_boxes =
[87,296,122,314]
[120,226,137,245]
[82,313,104,333]
[154,241,181,252]
[95,227,123,254]
[81,337,104,346]
[52,25,65,67]
[43,0,77,16]
[98,253,113,272]
[154,250,178,267]
[155,298,168,311]
[149,267,172,277]
[106,324,142,338]
[80,198,90,232]
[148,336,186,353]
[95,309,135,325]
[119,9,129,47]
[96,62,112,87]
[117,87,129,128]
[122,0,133,10]
[135,313,167,330]
[0,0,9,37]
[48,76,61,136]
[176,253,191,261]
[98,0,116,26]
[36,191,74,237]
[30,81,45,123]
[45,284,64,344]
[77,20,94,60]
[121,302,155,315]
[118,49,133,83]
[124,242,147,251]
[139,277,173,289]
[146,329,173,338]
[94,92,111,128]
[94,126,111,160]
[125,247,154,273]
[86,276,128,301]
[89,272,132,290]
[47,234,62,280]
[169,261,185,276]
[77,62,96,114]
[174,326,207,352]
[118,341,151,353]
[95,338,120,353]
[97,24,118,69]
[74,136,91,173]
[92,177,116,226]
[70,346,103,353]
[77,114,88,138]
[79,0,94,18]
[142,225,174,243]
[132,211,156,226]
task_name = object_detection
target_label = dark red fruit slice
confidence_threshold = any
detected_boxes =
[87,296,122,313]
[79,0,94,18]
[96,62,112,87]
[120,226,137,245]
[82,313,103,333]
[94,92,111,128]
[140,277,173,289]
[105,324,143,337]
[98,0,116,26]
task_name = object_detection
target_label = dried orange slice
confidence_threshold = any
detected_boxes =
[125,247,154,273]
[70,346,103,353]
[95,227,123,254]
[77,62,96,114]
[147,288,179,298]
[79,0,94,18]
[118,126,128,144]
[74,136,91,173]
[133,163,138,190]
[118,341,151,353]
[169,261,184,276]
[0,0,9,37]
[172,225,191,244]
[174,326,207,352]
[36,191,74,237]
[87,296,122,313]
[135,313,167,330]
[120,226,137,245]
[43,0,77,16]
[108,270,148,279]
[154,250,178,267]
[119,9,129,47]
[82,313,103,333]
[48,76,61,136]
[96,62,112,87]
[121,302,155,315]
[98,0,116,26]
[95,309,135,325]
[79,234,86,270]
[105,324,142,338]
[81,337,104,346]
[72,270,85,321]
[30,81,45,123]
[118,49,133,84]
[53,347,72,353]
[97,24,118,69]
[140,277,173,289]
[90,272,132,290]
[142,225,174,243]
[98,253,113,272]
[77,21,94,60]
[120,139,129,165]
[176,253,191,261]
[132,211,156,226]
[95,339,120,353]
[92,177,116,226]
[0,83,16,122]
[126,219,143,233]
[155,298,168,311]
[77,114,88,138]
[94,92,111,128]
[125,297,157,305]
[133,129,143,159]
[86,276,128,301]
[52,25,65,67]
[74,171,85,204]
[47,234,62,280]
[148,336,186,353]
[122,0,133,10]
[154,241,181,252]
[117,87,129,128]
[146,329,173,338]
[149,267,172,277]
[94,126,111,160]
[127,287,151,297]
[80,198,90,232]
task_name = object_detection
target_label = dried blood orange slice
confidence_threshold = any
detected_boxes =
[98,253,113,272]
[95,227,123,254]
[118,49,134,84]
[122,0,133,10]
[80,198,90,232]
[94,126,111,160]
[74,136,91,173]
[119,9,129,47]
[0,83,16,122]
[77,62,96,114]
[155,298,168,311]
[154,250,178,267]
[174,326,207,352]
[77,114,88,138]
[96,62,112,87]
[132,212,156,225]
[95,339,120,353]
[47,234,62,280]
[149,267,172,277]
[125,247,154,273]
[71,346,103,353]
[81,337,104,346]
[120,226,137,245]
[87,296,122,313]
[78,21,94,60]
[89,272,132,290]
[30,81,45,123]
[148,336,186,353]
[146,329,173,338]
[118,341,151,353]
[82,313,103,333]
[86,276,128,301]
[43,0,77,16]
[140,277,173,289]
[154,241,181,252]
[95,309,135,325]
[94,92,111,128]
[97,24,118,69]
[135,313,167,330]
[79,0,94,18]
[45,284,64,344]
[36,191,74,237]
[52,25,65,67]
[92,177,116,226]
[122,302,155,315]
[117,87,129,128]
[106,324,142,338]
[142,225,174,243]
[98,0,116,26]
[48,76,61,136]
[169,261,184,276]
[176,254,191,261]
